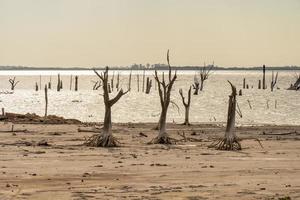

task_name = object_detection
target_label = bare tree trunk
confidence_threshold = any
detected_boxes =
[70,75,73,90]
[137,74,140,92]
[258,80,261,89]
[111,71,114,92]
[57,74,61,92]
[35,82,39,91]
[9,77,19,90]
[262,64,266,89]
[75,76,78,91]
[210,81,241,151]
[200,79,204,91]
[149,50,177,144]
[192,82,199,95]
[39,75,42,90]
[85,67,128,147]
[145,77,152,94]
[128,70,132,91]
[179,87,191,125]
[44,84,48,118]
[142,69,145,92]
[48,76,52,89]
[116,73,120,91]
[243,78,246,89]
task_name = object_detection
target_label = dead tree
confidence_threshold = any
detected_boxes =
[243,78,246,89]
[137,74,140,92]
[70,75,73,90]
[84,67,129,147]
[199,64,213,91]
[116,73,120,91]
[142,69,145,92]
[145,77,152,94]
[9,77,19,90]
[192,75,200,95]
[44,84,48,118]
[258,80,261,89]
[75,76,78,91]
[149,50,177,144]
[287,74,300,91]
[48,76,52,89]
[210,81,241,150]
[179,86,191,125]
[57,74,61,92]
[270,71,278,92]
[262,64,266,89]
[128,70,132,91]
[35,82,39,91]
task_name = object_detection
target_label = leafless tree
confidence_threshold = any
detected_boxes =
[149,50,177,144]
[85,67,129,147]
[270,71,278,92]
[179,86,191,125]
[193,63,213,94]
[210,81,241,150]
[91,80,101,90]
[9,77,19,90]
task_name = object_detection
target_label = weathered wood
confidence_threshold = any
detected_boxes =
[57,74,61,92]
[128,70,132,91]
[35,82,39,91]
[142,69,145,92]
[270,71,278,92]
[288,74,300,90]
[9,77,19,90]
[210,81,241,151]
[179,86,191,125]
[262,65,266,89]
[149,50,177,144]
[70,75,73,90]
[44,84,48,118]
[145,77,152,94]
[258,80,261,89]
[243,78,246,89]
[85,67,129,147]
[75,76,78,91]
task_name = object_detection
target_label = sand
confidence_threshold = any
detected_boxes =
[0,122,299,200]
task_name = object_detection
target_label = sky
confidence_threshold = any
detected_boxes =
[0,0,299,68]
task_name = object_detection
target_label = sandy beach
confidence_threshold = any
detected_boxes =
[0,122,299,200]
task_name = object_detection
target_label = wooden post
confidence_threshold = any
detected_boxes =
[44,84,48,118]
[243,78,246,89]
[57,74,61,92]
[258,80,261,89]
[75,76,78,91]
[128,70,132,91]
[49,76,52,89]
[142,69,145,92]
[263,65,266,89]
[35,82,39,91]
[70,75,73,90]
[116,73,120,91]
[39,75,42,89]
[137,74,140,92]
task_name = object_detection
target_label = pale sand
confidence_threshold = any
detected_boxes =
[0,123,299,200]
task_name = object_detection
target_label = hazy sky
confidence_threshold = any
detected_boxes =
[0,0,299,68]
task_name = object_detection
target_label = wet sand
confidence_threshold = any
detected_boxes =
[0,122,299,200]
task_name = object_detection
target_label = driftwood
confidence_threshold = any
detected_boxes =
[9,77,19,90]
[209,81,241,151]
[179,86,191,125]
[148,50,177,145]
[84,67,129,147]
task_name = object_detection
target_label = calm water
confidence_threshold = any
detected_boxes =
[0,70,299,125]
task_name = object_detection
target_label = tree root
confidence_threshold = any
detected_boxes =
[148,134,177,145]
[84,134,119,147]
[209,137,241,151]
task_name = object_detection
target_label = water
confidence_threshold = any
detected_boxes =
[0,70,299,125]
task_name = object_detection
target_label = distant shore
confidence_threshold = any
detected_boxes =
[1,66,300,71]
